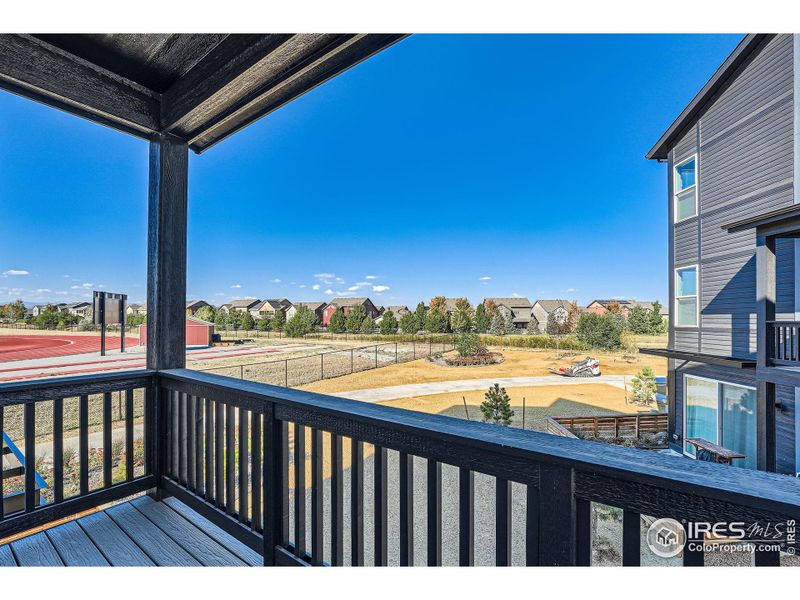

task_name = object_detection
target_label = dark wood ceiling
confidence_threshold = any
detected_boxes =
[0,33,405,152]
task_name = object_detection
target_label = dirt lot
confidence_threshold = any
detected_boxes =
[379,383,655,431]
[302,348,667,395]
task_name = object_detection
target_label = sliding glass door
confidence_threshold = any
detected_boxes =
[683,375,756,469]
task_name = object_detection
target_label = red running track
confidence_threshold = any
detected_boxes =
[0,335,139,362]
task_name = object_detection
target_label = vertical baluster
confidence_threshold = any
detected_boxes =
[525,485,539,566]
[103,392,112,488]
[262,407,281,566]
[164,389,172,478]
[622,509,641,566]
[239,408,249,523]
[187,395,196,491]
[251,411,262,532]
[311,428,324,565]
[427,459,442,566]
[458,467,473,566]
[399,452,415,566]
[79,394,89,496]
[194,395,203,494]
[281,421,290,545]
[496,478,512,566]
[24,402,35,512]
[226,404,235,515]
[179,392,187,486]
[331,434,344,566]
[125,389,134,482]
[351,439,364,566]
[171,391,179,479]
[53,398,64,503]
[205,397,213,501]
[0,406,4,520]
[576,498,592,566]
[215,401,224,508]
[294,423,306,558]
[374,445,388,566]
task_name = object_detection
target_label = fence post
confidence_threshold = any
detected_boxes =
[374,345,378,369]
[429,336,432,356]
[240,365,244,380]
[285,360,288,387]
[321,353,324,380]
[351,348,354,374]
[413,337,416,359]
[395,342,398,363]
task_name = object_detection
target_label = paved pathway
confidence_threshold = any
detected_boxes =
[336,374,630,402]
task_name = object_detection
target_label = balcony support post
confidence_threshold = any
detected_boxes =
[756,233,777,472]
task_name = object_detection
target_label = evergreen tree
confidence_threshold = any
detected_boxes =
[360,315,374,333]
[414,302,427,331]
[474,303,489,333]
[329,307,346,333]
[489,312,505,335]
[399,311,418,334]
[630,367,658,404]
[257,315,272,331]
[270,309,286,332]
[503,310,515,334]
[480,384,514,426]
[450,297,474,333]
[214,310,227,329]
[527,317,539,334]
[575,312,623,349]
[227,310,242,330]
[345,304,366,333]
[626,304,650,334]
[425,309,448,333]
[285,305,316,337]
[379,310,398,335]
[649,301,667,334]
[240,310,254,330]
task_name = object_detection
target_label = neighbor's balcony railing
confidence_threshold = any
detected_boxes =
[2,368,800,566]
[767,321,800,365]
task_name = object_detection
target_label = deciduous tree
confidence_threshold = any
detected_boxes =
[450,297,474,333]
[399,311,418,334]
[379,310,398,335]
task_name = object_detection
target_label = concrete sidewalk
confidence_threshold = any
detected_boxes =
[337,374,630,402]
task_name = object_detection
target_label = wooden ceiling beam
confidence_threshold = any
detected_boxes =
[0,34,161,138]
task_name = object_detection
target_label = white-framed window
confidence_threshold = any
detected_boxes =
[683,375,756,470]
[674,154,697,222]
[675,265,698,327]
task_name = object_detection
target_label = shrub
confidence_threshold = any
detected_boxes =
[575,312,623,350]
[454,332,487,357]
[480,384,514,426]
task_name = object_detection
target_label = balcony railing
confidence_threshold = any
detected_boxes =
[767,321,800,365]
[2,368,800,566]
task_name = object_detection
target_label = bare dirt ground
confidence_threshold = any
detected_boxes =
[301,348,667,395]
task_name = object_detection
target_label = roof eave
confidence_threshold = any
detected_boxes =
[645,34,768,161]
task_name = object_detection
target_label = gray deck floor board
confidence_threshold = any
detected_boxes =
[0,496,256,567]
[78,511,155,566]
[106,502,201,566]
[0,543,17,566]
[46,521,110,566]
[131,496,245,566]
[162,496,262,566]
[10,532,64,566]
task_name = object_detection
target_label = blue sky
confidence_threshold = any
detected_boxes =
[0,34,741,308]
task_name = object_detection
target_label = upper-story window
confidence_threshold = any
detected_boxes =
[675,265,698,327]
[674,155,697,222]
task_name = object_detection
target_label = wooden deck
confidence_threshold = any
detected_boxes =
[0,496,260,567]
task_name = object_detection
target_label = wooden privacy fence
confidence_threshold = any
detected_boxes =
[2,368,799,566]
[545,413,669,441]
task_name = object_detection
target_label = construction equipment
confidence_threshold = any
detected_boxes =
[550,357,601,378]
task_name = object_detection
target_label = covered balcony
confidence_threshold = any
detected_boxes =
[1,34,799,567]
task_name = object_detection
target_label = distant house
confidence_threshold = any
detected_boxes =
[186,300,210,315]
[126,303,147,316]
[531,299,573,333]
[586,299,658,319]
[375,305,409,325]
[253,299,295,321]
[30,303,68,317]
[227,299,261,314]
[321,297,380,327]
[293,302,328,324]
[66,301,92,319]
[484,297,532,330]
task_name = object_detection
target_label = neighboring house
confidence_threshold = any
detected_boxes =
[66,301,92,319]
[484,297,532,330]
[186,300,210,315]
[30,303,67,317]
[293,302,328,324]
[227,299,261,314]
[442,298,469,315]
[253,299,293,320]
[643,34,798,475]
[126,303,147,316]
[217,303,232,313]
[586,299,658,319]
[531,299,572,333]
[321,297,381,327]
[375,305,409,325]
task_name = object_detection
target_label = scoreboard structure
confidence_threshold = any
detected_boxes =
[92,291,128,356]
